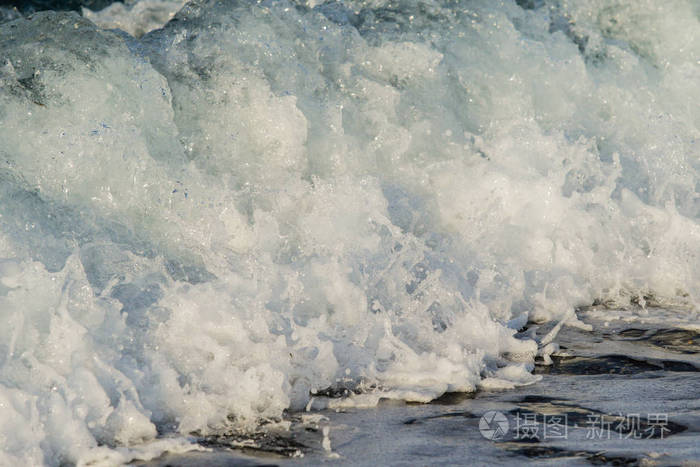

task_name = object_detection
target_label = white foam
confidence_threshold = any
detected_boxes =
[0,0,699,463]
[83,0,187,38]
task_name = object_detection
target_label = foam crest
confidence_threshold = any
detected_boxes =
[0,0,698,463]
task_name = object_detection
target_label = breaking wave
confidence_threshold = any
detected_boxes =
[0,0,698,464]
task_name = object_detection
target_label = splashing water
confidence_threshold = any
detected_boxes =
[0,0,699,464]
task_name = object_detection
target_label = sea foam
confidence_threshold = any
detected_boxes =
[0,0,698,464]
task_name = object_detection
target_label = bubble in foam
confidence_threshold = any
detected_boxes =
[0,0,699,464]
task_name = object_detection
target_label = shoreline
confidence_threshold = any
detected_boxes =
[136,311,700,466]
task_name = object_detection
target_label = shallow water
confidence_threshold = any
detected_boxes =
[138,309,700,465]
[1,0,699,464]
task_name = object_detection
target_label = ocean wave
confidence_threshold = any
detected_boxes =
[0,0,698,464]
